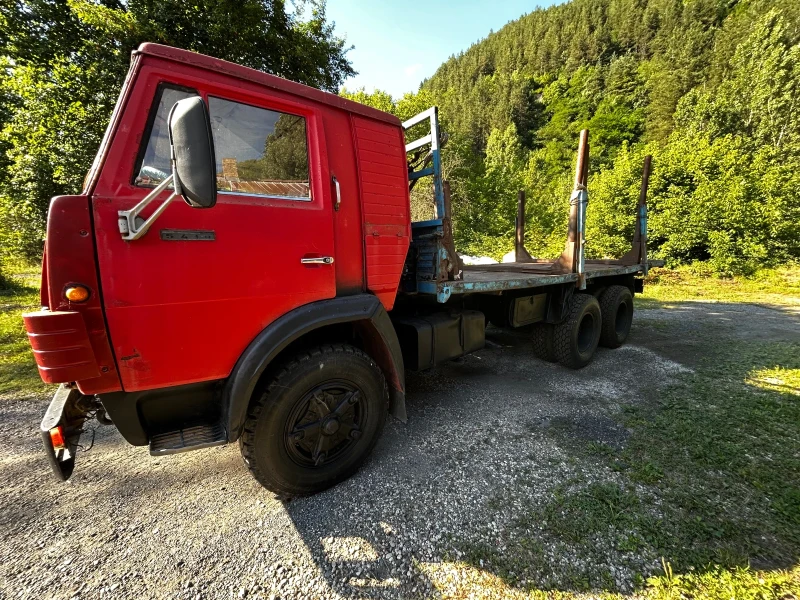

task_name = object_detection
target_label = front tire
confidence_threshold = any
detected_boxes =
[239,344,387,497]
[554,293,602,369]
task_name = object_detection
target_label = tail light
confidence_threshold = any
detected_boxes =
[49,426,66,451]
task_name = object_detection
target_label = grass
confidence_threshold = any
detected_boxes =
[534,482,658,549]
[614,340,800,568]
[420,561,800,599]
[646,562,800,600]
[747,365,800,396]
[639,264,800,306]
[0,260,52,399]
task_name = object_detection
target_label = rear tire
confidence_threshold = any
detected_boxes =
[598,285,634,348]
[554,293,602,369]
[531,323,556,362]
[239,344,387,497]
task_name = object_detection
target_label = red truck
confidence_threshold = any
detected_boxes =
[24,44,659,497]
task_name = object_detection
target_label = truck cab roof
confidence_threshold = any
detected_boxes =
[136,42,401,126]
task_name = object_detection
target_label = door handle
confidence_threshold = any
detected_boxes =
[301,256,335,265]
[332,175,341,212]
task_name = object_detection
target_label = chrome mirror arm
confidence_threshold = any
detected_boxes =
[118,174,179,241]
[118,151,184,241]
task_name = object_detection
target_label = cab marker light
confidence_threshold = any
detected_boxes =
[49,426,66,451]
[64,285,90,303]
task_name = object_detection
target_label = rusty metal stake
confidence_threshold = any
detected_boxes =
[552,129,590,288]
[621,154,652,271]
[515,190,533,263]
[440,180,462,280]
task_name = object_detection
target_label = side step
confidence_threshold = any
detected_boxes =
[149,423,227,456]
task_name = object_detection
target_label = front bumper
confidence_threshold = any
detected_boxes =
[41,385,87,481]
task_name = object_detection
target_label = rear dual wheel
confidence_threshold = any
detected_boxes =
[554,293,602,369]
[532,286,634,369]
[239,344,387,497]
[531,323,557,362]
[599,285,634,348]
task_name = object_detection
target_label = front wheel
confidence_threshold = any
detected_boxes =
[239,344,387,497]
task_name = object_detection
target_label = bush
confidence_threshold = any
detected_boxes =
[587,134,800,276]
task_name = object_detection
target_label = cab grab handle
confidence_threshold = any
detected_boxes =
[332,175,341,212]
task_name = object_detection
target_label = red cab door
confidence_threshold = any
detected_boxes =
[91,68,335,391]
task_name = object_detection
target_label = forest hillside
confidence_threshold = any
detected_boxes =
[345,0,800,274]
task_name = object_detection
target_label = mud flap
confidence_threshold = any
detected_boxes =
[41,385,87,481]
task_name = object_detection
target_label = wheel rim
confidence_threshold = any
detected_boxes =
[577,313,596,353]
[615,301,632,337]
[284,380,365,468]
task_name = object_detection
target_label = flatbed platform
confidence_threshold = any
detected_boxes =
[415,260,664,302]
[402,113,661,305]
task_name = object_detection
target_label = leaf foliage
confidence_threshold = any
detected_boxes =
[0,0,354,264]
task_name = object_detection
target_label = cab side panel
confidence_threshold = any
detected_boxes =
[40,196,122,394]
[323,109,364,295]
[352,116,410,310]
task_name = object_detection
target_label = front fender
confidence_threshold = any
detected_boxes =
[223,294,405,442]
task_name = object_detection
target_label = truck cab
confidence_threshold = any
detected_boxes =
[25,44,658,496]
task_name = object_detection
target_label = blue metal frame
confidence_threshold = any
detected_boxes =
[410,218,443,229]
[408,167,434,181]
[403,107,445,221]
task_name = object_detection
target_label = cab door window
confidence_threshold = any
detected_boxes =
[134,84,196,186]
[208,96,310,200]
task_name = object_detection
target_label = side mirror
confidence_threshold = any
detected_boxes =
[168,97,217,208]
[117,96,216,240]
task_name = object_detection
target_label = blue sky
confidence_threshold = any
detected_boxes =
[325,0,558,98]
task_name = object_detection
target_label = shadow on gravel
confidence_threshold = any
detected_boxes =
[282,301,800,598]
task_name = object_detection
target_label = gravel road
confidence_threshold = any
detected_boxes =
[2,301,798,600]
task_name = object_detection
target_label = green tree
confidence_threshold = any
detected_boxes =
[238,114,309,182]
[0,58,116,257]
[339,87,395,114]
[455,124,527,259]
[677,10,800,150]
[419,0,799,273]
[0,0,354,260]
